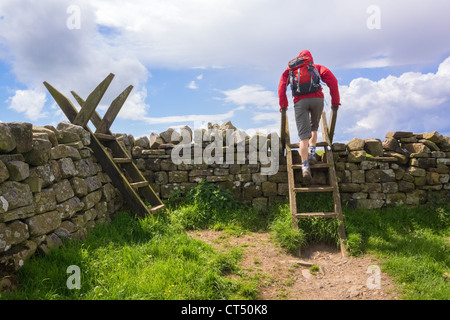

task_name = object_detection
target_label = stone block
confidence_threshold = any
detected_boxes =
[135,136,150,148]
[25,211,61,237]
[360,183,382,193]
[0,240,37,272]
[339,183,361,193]
[364,139,383,156]
[84,175,102,192]
[7,122,33,153]
[354,199,384,209]
[0,181,33,211]
[0,160,9,183]
[53,179,75,203]
[385,131,413,139]
[34,188,57,214]
[386,193,406,206]
[0,123,17,153]
[262,181,278,196]
[58,158,78,179]
[57,122,90,145]
[347,137,365,151]
[24,176,43,193]
[0,220,29,253]
[403,143,430,154]
[169,171,188,183]
[332,143,347,152]
[24,138,52,166]
[382,182,398,194]
[422,131,444,144]
[56,197,84,219]
[6,161,29,182]
[406,190,427,205]
[74,158,98,178]
[149,132,164,149]
[407,167,426,177]
[70,177,88,197]
[426,172,440,185]
[33,126,58,146]
[398,180,415,193]
[365,169,396,183]
[82,190,102,210]
[351,170,365,184]
[348,151,366,163]
[29,163,56,187]
[101,183,116,202]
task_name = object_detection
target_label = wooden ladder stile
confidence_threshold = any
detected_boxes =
[43,74,165,218]
[281,108,347,257]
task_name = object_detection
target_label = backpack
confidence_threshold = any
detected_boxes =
[287,54,321,96]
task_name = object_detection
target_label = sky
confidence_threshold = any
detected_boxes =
[1,0,450,143]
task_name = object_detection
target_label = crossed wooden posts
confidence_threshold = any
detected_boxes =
[43,73,165,218]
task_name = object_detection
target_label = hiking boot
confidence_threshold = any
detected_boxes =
[302,166,312,185]
[308,153,318,165]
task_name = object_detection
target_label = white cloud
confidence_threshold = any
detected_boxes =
[220,85,278,110]
[336,56,450,141]
[88,0,450,70]
[187,81,198,90]
[7,89,47,120]
[141,108,238,126]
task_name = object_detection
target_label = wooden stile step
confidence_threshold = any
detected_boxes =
[94,132,116,141]
[295,212,337,218]
[293,186,335,193]
[113,157,132,164]
[150,204,166,213]
[288,141,329,149]
[291,163,330,170]
[130,181,149,189]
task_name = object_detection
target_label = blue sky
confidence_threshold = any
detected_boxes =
[1,0,450,143]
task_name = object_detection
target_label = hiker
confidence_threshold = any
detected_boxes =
[278,50,340,184]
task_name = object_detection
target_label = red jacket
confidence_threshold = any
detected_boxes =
[278,50,340,109]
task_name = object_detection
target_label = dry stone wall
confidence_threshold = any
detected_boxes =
[122,124,450,210]
[334,131,450,208]
[1,118,450,292]
[0,121,122,285]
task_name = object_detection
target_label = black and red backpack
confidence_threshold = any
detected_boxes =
[287,54,321,96]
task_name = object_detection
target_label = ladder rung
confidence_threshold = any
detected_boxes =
[295,212,337,218]
[150,204,165,213]
[94,132,116,141]
[130,181,149,189]
[113,157,132,164]
[288,141,328,149]
[293,186,335,193]
[291,163,330,170]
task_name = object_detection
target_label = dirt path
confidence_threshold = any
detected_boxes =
[188,230,401,300]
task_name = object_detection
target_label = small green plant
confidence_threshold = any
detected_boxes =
[345,233,364,256]
[269,204,305,254]
[185,179,242,212]
[309,265,320,275]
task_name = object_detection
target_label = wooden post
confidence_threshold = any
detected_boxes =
[72,73,114,127]
[96,85,133,134]
[280,108,286,154]
[328,106,338,143]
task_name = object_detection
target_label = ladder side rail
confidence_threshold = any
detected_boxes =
[320,111,347,257]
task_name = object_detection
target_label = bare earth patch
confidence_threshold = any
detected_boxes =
[188,230,401,300]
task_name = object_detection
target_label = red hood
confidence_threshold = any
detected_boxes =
[299,50,314,64]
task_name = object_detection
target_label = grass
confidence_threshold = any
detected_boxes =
[1,181,449,300]
[1,210,258,300]
[343,201,450,300]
